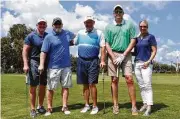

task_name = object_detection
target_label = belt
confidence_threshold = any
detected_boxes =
[79,56,98,61]
[112,50,124,53]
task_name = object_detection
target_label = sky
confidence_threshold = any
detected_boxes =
[1,0,180,65]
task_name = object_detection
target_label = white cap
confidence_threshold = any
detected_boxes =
[84,16,95,22]
[37,18,47,24]
[113,4,123,11]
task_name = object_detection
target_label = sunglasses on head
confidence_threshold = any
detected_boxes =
[114,10,123,14]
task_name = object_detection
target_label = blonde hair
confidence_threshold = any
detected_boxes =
[139,20,149,28]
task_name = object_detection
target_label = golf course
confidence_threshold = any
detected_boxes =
[1,73,180,119]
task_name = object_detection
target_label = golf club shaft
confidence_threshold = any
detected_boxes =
[25,75,28,119]
[102,68,105,114]
[116,65,119,77]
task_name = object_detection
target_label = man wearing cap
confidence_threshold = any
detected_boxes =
[22,18,48,117]
[38,17,75,116]
[104,5,138,115]
[73,16,106,114]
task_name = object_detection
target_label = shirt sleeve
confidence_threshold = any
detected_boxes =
[24,34,32,45]
[67,31,75,42]
[149,35,157,46]
[129,21,136,39]
[99,32,105,47]
[41,36,50,53]
[104,25,111,44]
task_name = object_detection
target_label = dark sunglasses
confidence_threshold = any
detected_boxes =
[140,25,148,28]
[114,10,123,14]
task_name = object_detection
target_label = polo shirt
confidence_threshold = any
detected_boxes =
[104,19,136,52]
[41,29,75,69]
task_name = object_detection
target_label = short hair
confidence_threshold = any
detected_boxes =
[139,20,149,28]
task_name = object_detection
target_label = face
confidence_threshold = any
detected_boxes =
[37,21,47,32]
[113,9,124,22]
[53,22,63,33]
[84,20,95,32]
[139,21,148,34]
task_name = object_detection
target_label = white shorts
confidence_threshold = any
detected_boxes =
[47,67,72,90]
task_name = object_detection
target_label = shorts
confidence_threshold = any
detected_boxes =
[77,57,99,84]
[47,67,72,90]
[27,60,47,86]
[108,52,132,77]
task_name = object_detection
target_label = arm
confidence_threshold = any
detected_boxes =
[147,46,157,63]
[38,52,47,73]
[123,39,136,56]
[22,44,31,73]
[105,42,115,61]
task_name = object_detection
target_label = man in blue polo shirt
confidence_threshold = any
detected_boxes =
[38,17,75,116]
[73,16,106,115]
[22,18,48,117]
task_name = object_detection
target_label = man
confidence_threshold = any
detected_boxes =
[104,5,138,115]
[38,17,75,116]
[22,18,48,117]
[73,16,106,115]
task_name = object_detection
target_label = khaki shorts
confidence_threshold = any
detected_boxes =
[47,67,72,90]
[108,52,132,77]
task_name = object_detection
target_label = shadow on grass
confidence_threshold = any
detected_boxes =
[120,101,169,113]
[52,101,168,114]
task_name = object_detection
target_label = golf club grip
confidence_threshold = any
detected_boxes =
[116,66,119,77]
[25,75,28,84]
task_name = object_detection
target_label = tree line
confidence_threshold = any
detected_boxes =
[1,24,179,74]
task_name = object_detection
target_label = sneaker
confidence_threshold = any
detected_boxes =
[113,105,119,115]
[80,106,90,113]
[44,108,52,116]
[30,109,37,118]
[37,106,46,114]
[62,107,71,115]
[139,104,147,112]
[131,107,138,115]
[143,106,151,116]
[90,106,99,115]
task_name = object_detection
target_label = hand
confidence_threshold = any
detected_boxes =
[38,65,44,74]
[142,61,150,69]
[113,54,125,65]
[23,65,29,74]
[100,61,106,69]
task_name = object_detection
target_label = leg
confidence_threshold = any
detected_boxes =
[83,84,90,105]
[47,90,54,110]
[62,88,69,107]
[38,85,46,107]
[111,76,119,106]
[89,84,97,107]
[29,86,37,110]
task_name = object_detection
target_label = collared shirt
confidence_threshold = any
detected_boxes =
[74,28,105,58]
[134,33,157,62]
[41,29,75,69]
[104,19,136,52]
[24,30,48,60]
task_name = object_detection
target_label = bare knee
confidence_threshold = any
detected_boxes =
[111,76,119,84]
[125,75,134,85]
[89,84,96,88]
[30,86,36,94]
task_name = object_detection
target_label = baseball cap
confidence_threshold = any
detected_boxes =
[113,5,123,11]
[37,18,47,24]
[52,17,62,25]
[84,16,95,22]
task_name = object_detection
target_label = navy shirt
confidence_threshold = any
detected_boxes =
[134,34,157,62]
[41,29,75,69]
[24,31,48,60]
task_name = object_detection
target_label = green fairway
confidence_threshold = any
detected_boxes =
[1,73,180,119]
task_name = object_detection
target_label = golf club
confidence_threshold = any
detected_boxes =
[102,68,105,114]
[25,75,28,119]
[116,65,119,78]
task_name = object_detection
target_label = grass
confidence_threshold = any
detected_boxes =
[1,73,180,119]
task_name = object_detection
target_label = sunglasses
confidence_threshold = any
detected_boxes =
[114,10,123,14]
[140,25,148,28]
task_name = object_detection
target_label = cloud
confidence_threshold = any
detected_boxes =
[166,14,173,20]
[167,39,176,46]
[140,14,160,24]
[142,1,169,10]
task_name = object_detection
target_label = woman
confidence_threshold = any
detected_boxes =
[122,20,157,116]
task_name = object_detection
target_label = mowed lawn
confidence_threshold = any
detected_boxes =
[1,73,180,119]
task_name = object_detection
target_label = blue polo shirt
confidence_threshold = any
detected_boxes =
[24,31,48,60]
[41,29,75,69]
[134,33,157,62]
[74,28,105,58]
